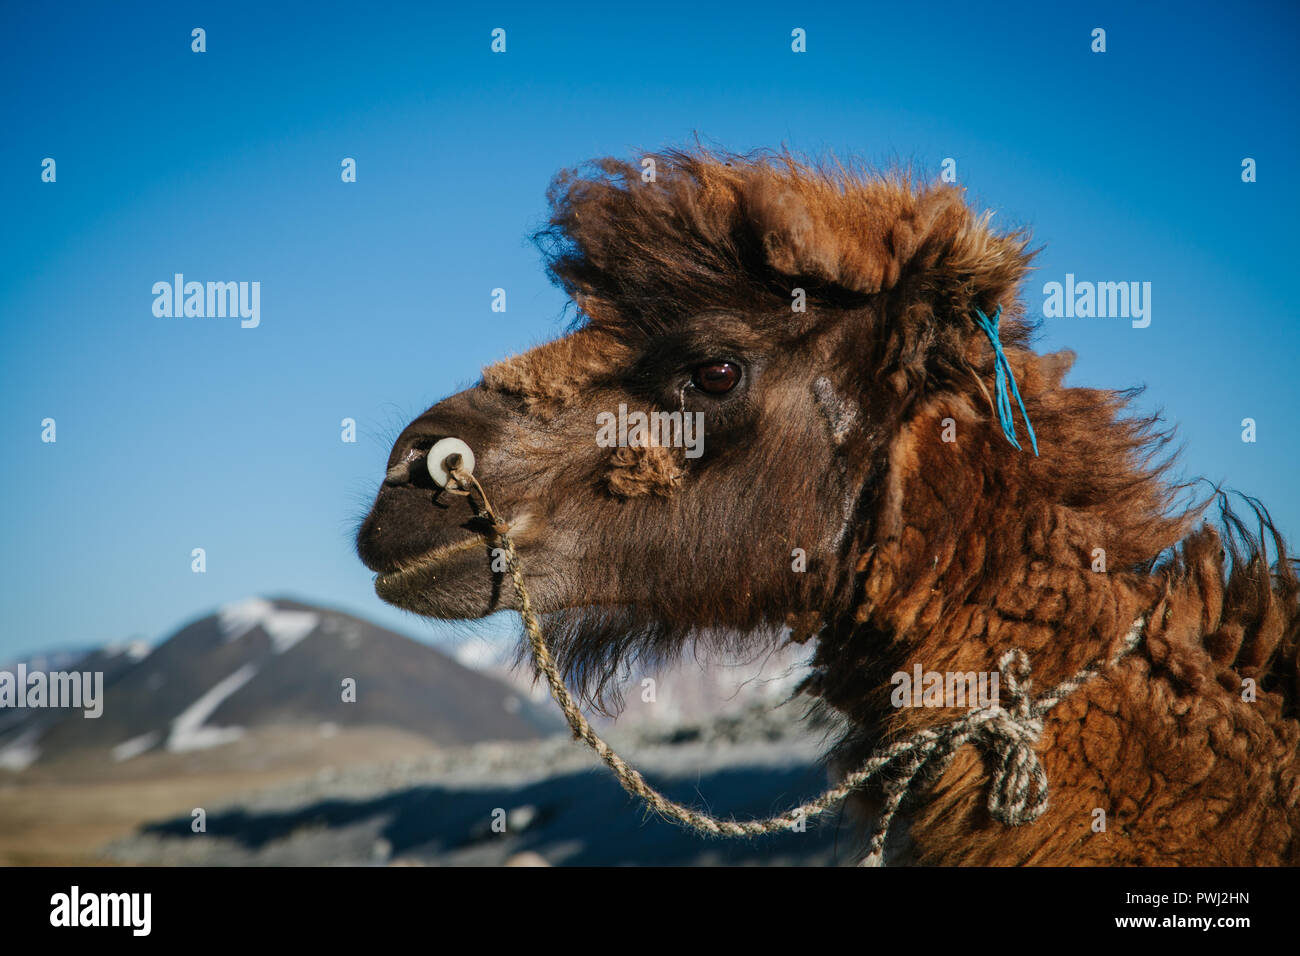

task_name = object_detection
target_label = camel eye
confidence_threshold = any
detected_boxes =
[692,361,741,395]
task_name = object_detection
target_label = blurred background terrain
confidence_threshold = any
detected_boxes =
[0,597,850,865]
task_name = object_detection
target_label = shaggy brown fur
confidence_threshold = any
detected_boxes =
[357,147,1300,865]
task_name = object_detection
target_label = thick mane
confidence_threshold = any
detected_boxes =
[535,147,1031,339]
[1160,493,1300,721]
[844,349,1300,705]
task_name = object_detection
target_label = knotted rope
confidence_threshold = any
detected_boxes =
[446,461,1144,866]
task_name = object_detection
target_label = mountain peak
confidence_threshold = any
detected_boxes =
[217,597,320,654]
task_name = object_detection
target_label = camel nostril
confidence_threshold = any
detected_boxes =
[426,437,475,488]
[384,444,427,486]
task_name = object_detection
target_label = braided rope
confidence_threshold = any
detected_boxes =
[450,465,1145,865]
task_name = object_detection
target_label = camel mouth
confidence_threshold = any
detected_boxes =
[373,534,487,594]
[371,520,521,619]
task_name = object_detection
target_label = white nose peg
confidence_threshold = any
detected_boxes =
[426,437,476,488]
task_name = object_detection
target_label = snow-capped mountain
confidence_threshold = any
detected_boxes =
[0,597,560,771]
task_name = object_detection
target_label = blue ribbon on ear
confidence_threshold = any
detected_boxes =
[972,305,1038,456]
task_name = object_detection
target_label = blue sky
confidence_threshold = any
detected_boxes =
[1,0,1297,660]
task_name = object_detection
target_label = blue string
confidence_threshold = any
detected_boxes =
[972,306,1038,457]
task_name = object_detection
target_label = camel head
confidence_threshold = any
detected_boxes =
[356,148,1037,702]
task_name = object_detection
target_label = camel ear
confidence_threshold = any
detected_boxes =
[748,181,1032,312]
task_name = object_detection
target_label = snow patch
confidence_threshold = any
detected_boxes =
[454,636,512,670]
[167,663,257,753]
[104,639,152,661]
[0,727,41,771]
[112,730,161,762]
[218,598,319,654]
[600,643,814,727]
